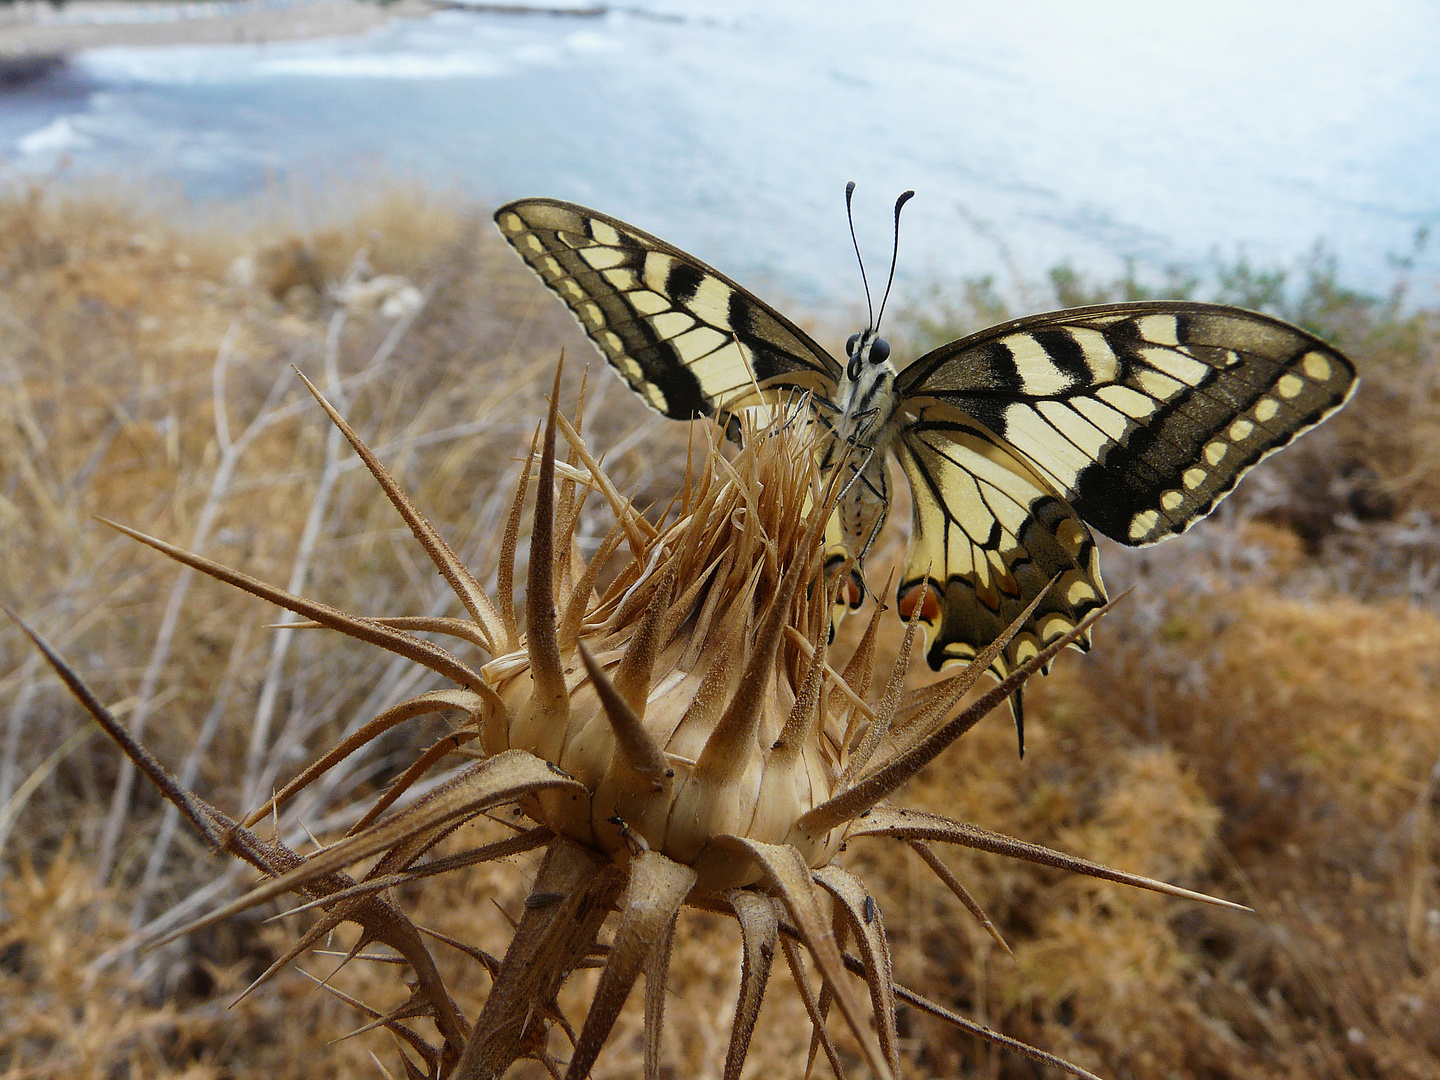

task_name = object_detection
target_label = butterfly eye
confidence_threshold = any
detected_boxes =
[870,336,891,363]
[846,333,861,356]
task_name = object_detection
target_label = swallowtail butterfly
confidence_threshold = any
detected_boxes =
[494,192,1356,751]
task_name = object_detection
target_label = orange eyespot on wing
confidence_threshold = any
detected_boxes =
[897,580,942,624]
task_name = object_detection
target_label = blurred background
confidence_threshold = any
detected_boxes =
[6,0,1438,308]
[1,2,1438,1078]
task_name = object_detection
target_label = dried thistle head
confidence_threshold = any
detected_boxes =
[482,394,853,889]
[10,359,1247,1080]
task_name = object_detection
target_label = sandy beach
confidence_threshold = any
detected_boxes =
[0,0,439,67]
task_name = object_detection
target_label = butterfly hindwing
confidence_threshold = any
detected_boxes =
[897,302,1357,547]
[494,199,842,432]
[893,408,1106,678]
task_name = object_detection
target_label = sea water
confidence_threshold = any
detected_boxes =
[3,0,1438,313]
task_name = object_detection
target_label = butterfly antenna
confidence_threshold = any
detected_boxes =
[845,181,875,329]
[875,189,915,332]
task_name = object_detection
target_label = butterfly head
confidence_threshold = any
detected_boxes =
[844,328,892,382]
[836,325,899,446]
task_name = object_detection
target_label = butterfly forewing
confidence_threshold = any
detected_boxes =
[896,302,1357,547]
[495,199,841,431]
[894,410,1106,676]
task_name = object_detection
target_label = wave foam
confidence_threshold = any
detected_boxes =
[16,116,93,156]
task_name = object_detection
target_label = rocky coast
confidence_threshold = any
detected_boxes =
[0,0,436,85]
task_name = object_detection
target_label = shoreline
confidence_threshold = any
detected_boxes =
[0,0,437,83]
[0,0,647,88]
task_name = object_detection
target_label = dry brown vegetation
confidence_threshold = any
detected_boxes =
[1,179,1437,1079]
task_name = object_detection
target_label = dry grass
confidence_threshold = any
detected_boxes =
[1,179,1437,1078]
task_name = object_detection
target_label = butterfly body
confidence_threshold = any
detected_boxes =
[495,196,1357,723]
[819,329,905,577]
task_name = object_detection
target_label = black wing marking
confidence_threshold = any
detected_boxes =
[495,199,842,429]
[893,407,1107,681]
[896,301,1357,546]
